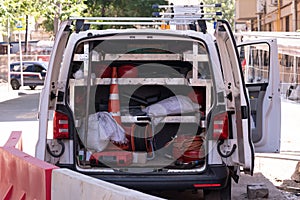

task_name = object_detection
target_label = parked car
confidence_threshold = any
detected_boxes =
[10,61,48,90]
[35,13,281,199]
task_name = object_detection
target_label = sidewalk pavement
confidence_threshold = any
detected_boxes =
[0,83,19,102]
[0,82,42,102]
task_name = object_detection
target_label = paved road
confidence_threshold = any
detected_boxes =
[0,86,295,199]
[0,87,41,156]
[0,91,39,121]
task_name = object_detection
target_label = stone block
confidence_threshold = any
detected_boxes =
[291,161,300,182]
[247,184,269,199]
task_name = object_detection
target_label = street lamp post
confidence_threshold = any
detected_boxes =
[7,18,11,91]
[16,20,23,88]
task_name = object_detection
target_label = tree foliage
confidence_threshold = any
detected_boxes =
[0,0,57,36]
[40,0,87,33]
[0,0,168,35]
[84,0,167,17]
[0,0,235,37]
[203,0,235,28]
[82,0,167,29]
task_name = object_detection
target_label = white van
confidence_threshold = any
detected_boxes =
[35,15,281,199]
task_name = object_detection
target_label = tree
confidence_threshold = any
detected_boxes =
[1,0,169,38]
[39,0,87,34]
[41,0,168,34]
[203,0,235,29]
[79,0,168,29]
[0,0,52,41]
[84,0,167,18]
[0,0,18,39]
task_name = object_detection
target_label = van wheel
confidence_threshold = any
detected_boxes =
[203,178,231,200]
[11,79,20,90]
[29,85,36,90]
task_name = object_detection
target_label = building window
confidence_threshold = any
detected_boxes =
[286,16,290,31]
[297,11,300,31]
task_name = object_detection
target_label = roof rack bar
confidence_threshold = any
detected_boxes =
[170,18,213,23]
[152,3,221,9]
[153,12,222,16]
[70,16,214,22]
[162,17,213,20]
[87,22,164,25]
[70,3,220,33]
[81,19,214,26]
[70,17,164,21]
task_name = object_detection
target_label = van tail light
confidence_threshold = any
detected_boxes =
[53,111,69,139]
[212,112,229,140]
[194,183,221,188]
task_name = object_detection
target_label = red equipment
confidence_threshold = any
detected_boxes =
[172,135,205,163]
[117,64,138,78]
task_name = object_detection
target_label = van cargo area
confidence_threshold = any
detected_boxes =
[66,37,213,173]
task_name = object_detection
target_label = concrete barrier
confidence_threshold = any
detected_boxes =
[1,131,163,200]
[2,131,23,149]
[0,131,58,200]
[51,169,164,200]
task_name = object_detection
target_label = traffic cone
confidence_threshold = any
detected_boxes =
[108,67,122,125]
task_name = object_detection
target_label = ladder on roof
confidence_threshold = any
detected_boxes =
[70,2,222,33]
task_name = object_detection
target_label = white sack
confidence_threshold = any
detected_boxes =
[78,112,126,152]
[142,95,200,126]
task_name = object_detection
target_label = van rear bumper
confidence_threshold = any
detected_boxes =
[77,164,229,191]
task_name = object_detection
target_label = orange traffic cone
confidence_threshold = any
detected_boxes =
[108,67,122,125]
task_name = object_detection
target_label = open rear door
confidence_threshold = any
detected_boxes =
[35,20,72,160]
[214,20,254,174]
[238,39,281,153]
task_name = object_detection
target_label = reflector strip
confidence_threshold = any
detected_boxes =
[109,93,119,100]
[111,78,117,84]
[59,120,68,124]
[59,129,69,133]
[193,183,221,188]
[110,112,121,116]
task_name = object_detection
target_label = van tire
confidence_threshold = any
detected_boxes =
[11,79,20,90]
[203,178,231,200]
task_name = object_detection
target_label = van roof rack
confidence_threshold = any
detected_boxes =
[70,2,222,34]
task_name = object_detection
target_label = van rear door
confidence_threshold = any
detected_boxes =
[215,20,281,175]
[238,39,281,153]
[214,20,254,174]
[36,20,72,160]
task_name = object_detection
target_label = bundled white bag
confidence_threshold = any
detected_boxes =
[78,112,126,152]
[142,95,201,126]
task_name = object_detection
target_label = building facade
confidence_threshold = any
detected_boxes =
[235,0,300,32]
[236,0,300,99]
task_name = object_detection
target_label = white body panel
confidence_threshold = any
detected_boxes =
[238,39,281,153]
